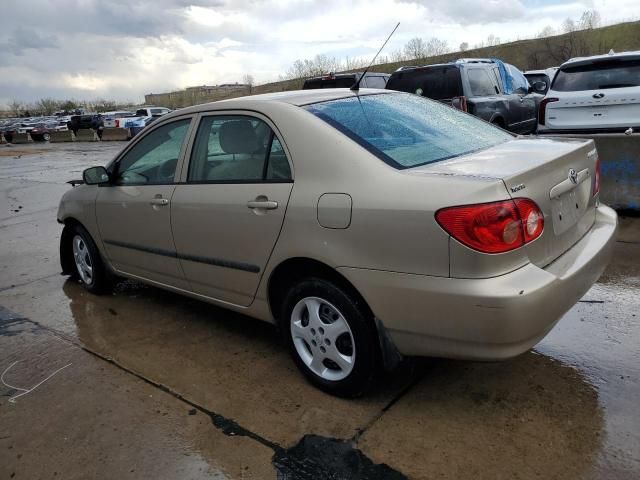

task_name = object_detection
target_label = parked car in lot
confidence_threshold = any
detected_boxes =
[524,67,559,95]
[58,89,616,396]
[303,72,390,89]
[538,51,640,134]
[386,58,539,134]
[67,114,104,136]
[29,122,57,141]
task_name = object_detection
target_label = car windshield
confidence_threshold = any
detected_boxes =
[552,58,640,91]
[304,92,512,169]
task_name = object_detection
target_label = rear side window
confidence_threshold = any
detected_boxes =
[305,92,511,169]
[553,58,640,91]
[467,69,497,96]
[303,77,356,89]
[387,67,463,100]
[364,76,387,89]
[188,115,291,182]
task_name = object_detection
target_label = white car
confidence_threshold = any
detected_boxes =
[538,51,640,133]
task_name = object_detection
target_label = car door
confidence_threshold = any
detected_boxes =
[506,64,537,133]
[171,112,294,306]
[96,116,194,289]
[465,67,501,122]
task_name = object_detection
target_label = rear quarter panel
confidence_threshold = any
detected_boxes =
[253,103,514,306]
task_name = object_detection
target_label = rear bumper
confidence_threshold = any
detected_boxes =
[338,205,618,360]
[537,126,639,135]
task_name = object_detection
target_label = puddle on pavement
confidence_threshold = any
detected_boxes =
[273,435,406,480]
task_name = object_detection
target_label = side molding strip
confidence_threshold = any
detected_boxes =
[104,239,260,274]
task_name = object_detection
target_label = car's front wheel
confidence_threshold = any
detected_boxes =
[70,225,110,294]
[282,278,378,397]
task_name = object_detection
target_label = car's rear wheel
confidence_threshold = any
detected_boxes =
[282,278,378,397]
[70,225,110,294]
[43,132,51,141]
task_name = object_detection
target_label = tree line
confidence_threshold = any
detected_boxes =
[281,9,605,80]
[5,98,137,118]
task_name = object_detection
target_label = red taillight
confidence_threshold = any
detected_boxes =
[451,96,468,112]
[435,198,544,254]
[538,97,558,125]
[593,156,601,197]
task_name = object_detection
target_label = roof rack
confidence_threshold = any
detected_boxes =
[455,58,495,64]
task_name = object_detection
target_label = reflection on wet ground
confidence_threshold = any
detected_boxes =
[1,143,639,479]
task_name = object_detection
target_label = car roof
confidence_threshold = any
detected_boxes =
[562,50,640,68]
[173,88,392,115]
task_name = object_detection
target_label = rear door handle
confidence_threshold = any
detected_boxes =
[247,200,278,210]
[150,198,169,206]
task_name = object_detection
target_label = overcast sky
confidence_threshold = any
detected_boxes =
[0,0,636,107]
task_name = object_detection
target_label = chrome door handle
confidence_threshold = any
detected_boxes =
[150,198,169,206]
[247,200,278,210]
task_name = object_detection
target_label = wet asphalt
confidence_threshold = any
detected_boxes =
[0,141,638,479]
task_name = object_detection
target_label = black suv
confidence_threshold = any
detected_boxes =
[67,114,104,136]
[303,72,390,89]
[386,59,539,134]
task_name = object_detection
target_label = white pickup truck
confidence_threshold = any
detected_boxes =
[113,107,171,127]
[112,107,172,137]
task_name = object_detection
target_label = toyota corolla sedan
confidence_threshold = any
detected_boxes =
[58,89,617,396]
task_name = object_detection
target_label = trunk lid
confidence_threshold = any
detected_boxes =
[413,137,598,268]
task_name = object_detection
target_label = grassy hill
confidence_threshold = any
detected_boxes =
[154,21,640,107]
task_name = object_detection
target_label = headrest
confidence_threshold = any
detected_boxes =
[219,120,260,154]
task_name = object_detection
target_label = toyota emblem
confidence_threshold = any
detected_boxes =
[593,93,605,99]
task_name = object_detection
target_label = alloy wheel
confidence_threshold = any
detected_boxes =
[290,296,355,381]
[72,235,93,285]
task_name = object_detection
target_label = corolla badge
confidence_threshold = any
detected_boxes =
[568,168,578,184]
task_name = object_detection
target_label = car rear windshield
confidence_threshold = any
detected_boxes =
[386,67,463,100]
[304,92,512,169]
[552,58,640,91]
[303,77,356,89]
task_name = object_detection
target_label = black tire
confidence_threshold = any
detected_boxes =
[281,277,378,397]
[69,224,110,294]
[491,118,505,129]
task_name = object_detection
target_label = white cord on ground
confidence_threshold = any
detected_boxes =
[1,360,72,403]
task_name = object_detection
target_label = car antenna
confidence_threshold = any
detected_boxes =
[351,22,400,92]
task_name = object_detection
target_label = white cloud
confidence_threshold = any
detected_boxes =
[0,0,637,107]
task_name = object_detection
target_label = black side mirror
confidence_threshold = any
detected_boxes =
[83,166,110,185]
[532,81,547,93]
